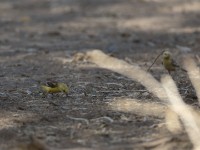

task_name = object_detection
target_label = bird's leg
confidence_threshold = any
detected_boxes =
[42,92,47,98]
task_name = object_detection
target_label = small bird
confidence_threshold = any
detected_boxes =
[162,51,186,74]
[41,80,69,94]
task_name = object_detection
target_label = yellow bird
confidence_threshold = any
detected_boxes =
[41,81,69,94]
[162,51,186,74]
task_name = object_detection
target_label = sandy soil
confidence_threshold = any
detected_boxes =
[0,0,200,149]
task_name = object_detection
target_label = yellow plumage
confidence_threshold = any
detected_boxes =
[162,51,186,74]
[41,82,69,94]
[162,52,175,72]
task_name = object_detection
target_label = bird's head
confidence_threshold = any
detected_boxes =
[58,83,69,93]
[163,51,171,59]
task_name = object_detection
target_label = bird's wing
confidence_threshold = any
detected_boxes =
[46,81,58,88]
[172,59,187,72]
[171,59,179,68]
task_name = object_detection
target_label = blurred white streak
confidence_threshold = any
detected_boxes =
[161,75,200,150]
[109,98,166,118]
[184,57,200,104]
[86,50,200,149]
[86,50,168,102]
[165,108,183,134]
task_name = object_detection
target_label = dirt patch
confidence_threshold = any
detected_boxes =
[0,0,199,149]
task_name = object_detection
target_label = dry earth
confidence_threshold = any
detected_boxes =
[0,0,200,149]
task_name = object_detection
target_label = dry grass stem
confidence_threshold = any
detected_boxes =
[110,98,166,118]
[161,75,200,150]
[86,50,168,102]
[184,57,200,104]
